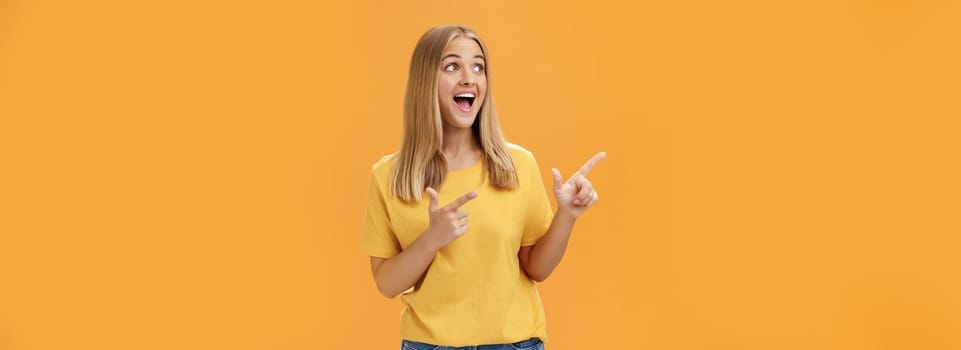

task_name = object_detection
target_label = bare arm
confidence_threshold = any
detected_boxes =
[519,152,605,283]
[370,189,478,298]
[518,211,576,282]
[369,233,440,298]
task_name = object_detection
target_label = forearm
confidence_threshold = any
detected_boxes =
[373,232,439,298]
[526,210,577,282]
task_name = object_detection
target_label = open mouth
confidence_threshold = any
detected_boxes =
[453,93,476,112]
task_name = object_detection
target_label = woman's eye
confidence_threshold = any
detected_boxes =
[473,65,484,72]
[444,64,457,72]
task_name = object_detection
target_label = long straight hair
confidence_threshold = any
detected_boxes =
[390,25,518,203]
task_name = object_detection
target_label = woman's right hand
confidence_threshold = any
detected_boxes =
[423,187,477,250]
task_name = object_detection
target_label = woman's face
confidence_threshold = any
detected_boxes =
[437,36,487,130]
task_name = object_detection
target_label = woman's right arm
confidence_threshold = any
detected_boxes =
[369,232,440,299]
[369,188,477,298]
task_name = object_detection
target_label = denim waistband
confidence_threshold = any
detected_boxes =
[400,337,543,350]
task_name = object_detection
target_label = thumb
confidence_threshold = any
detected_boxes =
[425,187,439,211]
[551,168,563,192]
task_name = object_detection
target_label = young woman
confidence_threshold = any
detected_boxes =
[362,24,604,350]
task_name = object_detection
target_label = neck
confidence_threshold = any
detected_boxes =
[441,124,480,160]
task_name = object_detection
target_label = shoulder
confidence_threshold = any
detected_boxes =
[504,142,543,180]
[505,142,537,164]
[506,142,543,170]
[368,152,398,181]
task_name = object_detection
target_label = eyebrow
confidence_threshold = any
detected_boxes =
[442,54,486,61]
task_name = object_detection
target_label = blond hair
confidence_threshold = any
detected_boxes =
[390,25,518,203]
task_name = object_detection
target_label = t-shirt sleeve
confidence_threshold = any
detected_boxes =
[361,169,402,258]
[521,154,555,247]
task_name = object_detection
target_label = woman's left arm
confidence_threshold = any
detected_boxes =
[520,152,606,282]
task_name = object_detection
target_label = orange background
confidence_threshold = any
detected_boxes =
[1,0,960,349]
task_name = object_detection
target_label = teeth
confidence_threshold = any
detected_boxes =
[455,93,475,98]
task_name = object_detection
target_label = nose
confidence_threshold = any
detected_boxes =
[459,70,475,86]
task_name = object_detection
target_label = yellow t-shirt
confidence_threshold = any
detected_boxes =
[361,143,554,347]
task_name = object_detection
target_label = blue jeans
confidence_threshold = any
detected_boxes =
[401,337,544,350]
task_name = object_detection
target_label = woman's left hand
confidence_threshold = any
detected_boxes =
[552,152,606,219]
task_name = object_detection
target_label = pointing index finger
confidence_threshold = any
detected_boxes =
[576,151,607,177]
[444,191,478,211]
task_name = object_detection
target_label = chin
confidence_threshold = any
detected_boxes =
[446,111,478,129]
[458,116,478,128]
